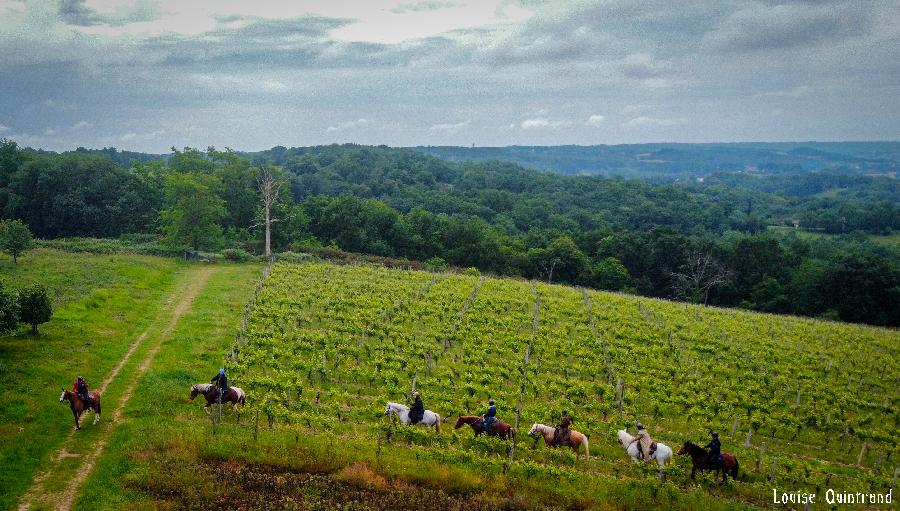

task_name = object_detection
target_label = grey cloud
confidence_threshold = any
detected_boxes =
[58,0,162,27]
[702,2,875,53]
[58,0,102,26]
[391,1,459,14]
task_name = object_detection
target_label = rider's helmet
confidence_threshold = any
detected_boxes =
[413,391,420,398]
[712,431,719,438]
[636,421,644,430]
[220,368,225,375]
[489,399,495,405]
[77,376,84,381]
[562,409,569,416]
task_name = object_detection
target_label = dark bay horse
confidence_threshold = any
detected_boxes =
[190,383,245,407]
[59,389,101,430]
[454,415,516,440]
[677,441,739,482]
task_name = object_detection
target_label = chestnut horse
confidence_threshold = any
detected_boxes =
[528,423,590,458]
[677,441,739,482]
[59,389,101,430]
[190,383,245,408]
[454,415,515,440]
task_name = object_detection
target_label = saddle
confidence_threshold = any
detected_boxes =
[707,454,723,469]
[637,441,657,458]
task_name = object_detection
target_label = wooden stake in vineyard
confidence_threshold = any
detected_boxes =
[506,288,540,473]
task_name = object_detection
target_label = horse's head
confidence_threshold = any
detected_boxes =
[190,385,199,400]
[617,429,630,446]
[528,423,540,436]
[454,416,465,429]
[384,403,393,416]
[59,389,68,403]
[677,441,696,456]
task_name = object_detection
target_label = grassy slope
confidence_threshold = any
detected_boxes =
[0,249,184,510]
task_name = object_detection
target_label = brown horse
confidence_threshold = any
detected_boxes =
[454,415,516,440]
[677,441,739,482]
[59,389,101,430]
[528,423,590,458]
[190,383,245,407]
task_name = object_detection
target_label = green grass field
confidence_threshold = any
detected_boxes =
[1,252,897,510]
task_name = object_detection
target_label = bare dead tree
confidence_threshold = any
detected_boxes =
[257,166,281,259]
[670,248,730,305]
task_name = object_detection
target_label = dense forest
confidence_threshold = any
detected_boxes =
[1,140,897,326]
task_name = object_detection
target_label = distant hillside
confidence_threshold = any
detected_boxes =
[414,142,900,180]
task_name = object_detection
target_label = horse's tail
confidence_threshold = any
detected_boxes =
[239,391,246,406]
[730,459,739,480]
[435,414,441,433]
[510,428,516,441]
[582,435,589,457]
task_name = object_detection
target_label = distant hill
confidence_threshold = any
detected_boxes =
[413,142,900,180]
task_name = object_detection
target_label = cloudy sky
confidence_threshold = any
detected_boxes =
[0,0,898,152]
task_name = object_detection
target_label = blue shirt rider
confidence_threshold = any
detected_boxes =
[705,431,722,468]
[211,368,229,403]
[483,399,497,433]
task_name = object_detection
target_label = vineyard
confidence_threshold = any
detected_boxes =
[229,261,899,509]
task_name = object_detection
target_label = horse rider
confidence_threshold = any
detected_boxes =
[72,376,94,410]
[553,410,572,447]
[483,399,497,433]
[409,391,425,425]
[705,431,722,469]
[211,368,229,403]
[629,421,654,459]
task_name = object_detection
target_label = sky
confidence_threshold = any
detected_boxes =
[0,0,898,152]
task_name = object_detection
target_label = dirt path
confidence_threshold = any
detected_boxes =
[18,266,215,511]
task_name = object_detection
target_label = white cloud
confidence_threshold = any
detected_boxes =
[43,128,56,136]
[121,132,137,141]
[326,118,371,132]
[71,120,91,130]
[622,116,687,128]
[0,124,10,133]
[429,120,469,134]
[261,79,289,93]
[520,117,572,130]
[585,114,605,127]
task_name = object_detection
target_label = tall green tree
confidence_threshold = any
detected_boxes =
[0,219,33,264]
[160,173,225,251]
[18,285,51,334]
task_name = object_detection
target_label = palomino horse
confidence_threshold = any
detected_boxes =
[454,415,515,440]
[528,423,590,457]
[384,402,441,432]
[59,389,101,430]
[678,441,739,482]
[617,429,673,470]
[190,383,246,408]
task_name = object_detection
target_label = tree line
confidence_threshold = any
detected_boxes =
[1,140,897,326]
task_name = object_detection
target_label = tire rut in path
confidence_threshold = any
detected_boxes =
[18,266,215,511]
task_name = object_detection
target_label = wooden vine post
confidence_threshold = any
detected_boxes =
[506,287,540,473]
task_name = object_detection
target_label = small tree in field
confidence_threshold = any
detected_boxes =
[18,285,51,335]
[0,282,18,335]
[0,219,33,264]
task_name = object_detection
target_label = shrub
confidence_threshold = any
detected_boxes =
[463,267,480,277]
[222,248,252,262]
[0,282,18,335]
[18,285,52,335]
[424,256,447,272]
[276,251,314,264]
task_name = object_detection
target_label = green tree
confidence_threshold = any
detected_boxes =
[18,285,51,334]
[0,281,18,334]
[161,173,226,251]
[0,219,33,264]
[593,256,630,291]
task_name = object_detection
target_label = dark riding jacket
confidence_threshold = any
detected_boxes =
[410,396,425,423]
[211,372,229,392]
[486,404,496,419]
[705,438,721,457]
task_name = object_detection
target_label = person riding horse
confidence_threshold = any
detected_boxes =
[483,399,497,433]
[72,376,94,410]
[629,421,655,459]
[211,368,229,404]
[553,410,572,447]
[705,431,722,469]
[409,391,425,425]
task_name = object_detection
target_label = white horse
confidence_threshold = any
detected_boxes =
[384,402,441,432]
[617,429,673,470]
